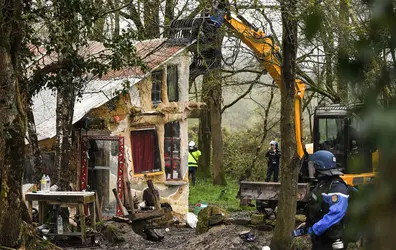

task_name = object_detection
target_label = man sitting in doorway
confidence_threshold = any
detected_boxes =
[188,141,201,186]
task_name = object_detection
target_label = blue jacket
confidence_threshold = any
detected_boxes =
[307,177,349,237]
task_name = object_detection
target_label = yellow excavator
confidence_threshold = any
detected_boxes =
[169,2,377,203]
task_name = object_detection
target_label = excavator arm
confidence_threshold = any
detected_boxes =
[168,7,307,160]
[220,13,307,159]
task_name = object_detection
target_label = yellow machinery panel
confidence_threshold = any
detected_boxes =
[341,173,376,186]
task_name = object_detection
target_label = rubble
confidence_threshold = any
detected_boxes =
[173,224,272,250]
[251,214,265,225]
[295,214,306,223]
[61,211,316,250]
[196,206,227,234]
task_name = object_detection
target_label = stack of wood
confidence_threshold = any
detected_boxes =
[112,180,164,221]
[111,180,165,242]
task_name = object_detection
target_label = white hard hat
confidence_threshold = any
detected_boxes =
[189,141,196,147]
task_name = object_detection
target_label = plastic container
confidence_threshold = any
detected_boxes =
[40,175,46,192]
[57,215,63,234]
[194,202,208,215]
[46,175,51,192]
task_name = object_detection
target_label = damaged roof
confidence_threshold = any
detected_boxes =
[32,39,189,141]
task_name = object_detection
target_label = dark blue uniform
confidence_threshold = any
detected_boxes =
[306,177,349,250]
[265,149,280,182]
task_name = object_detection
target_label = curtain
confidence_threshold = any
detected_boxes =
[131,130,155,174]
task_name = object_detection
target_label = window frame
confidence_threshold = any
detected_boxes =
[167,65,179,102]
[164,121,181,180]
[130,128,162,176]
[151,70,163,105]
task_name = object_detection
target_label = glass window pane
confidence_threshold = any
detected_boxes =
[164,139,172,157]
[172,138,180,158]
[164,123,172,137]
[173,122,180,137]
[167,65,178,102]
[171,160,181,179]
[319,119,345,144]
[152,70,162,103]
[318,118,345,167]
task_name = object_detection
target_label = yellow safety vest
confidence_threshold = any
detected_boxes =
[188,150,201,167]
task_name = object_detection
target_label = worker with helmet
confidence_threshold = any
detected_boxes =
[188,141,201,186]
[265,141,281,182]
[295,150,349,250]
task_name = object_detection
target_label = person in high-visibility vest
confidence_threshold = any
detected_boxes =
[188,141,201,186]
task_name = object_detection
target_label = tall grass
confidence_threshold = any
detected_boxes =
[189,177,255,212]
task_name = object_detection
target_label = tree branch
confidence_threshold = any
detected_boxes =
[221,81,255,114]
[99,0,133,19]
[116,2,145,34]
[244,87,275,180]
[260,10,281,46]
[296,66,339,102]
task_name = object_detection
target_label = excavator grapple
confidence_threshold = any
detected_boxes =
[168,17,217,45]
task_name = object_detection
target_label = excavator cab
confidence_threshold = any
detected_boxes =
[313,104,377,185]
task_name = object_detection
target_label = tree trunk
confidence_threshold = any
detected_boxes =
[90,0,105,41]
[337,0,349,102]
[113,0,120,38]
[0,1,28,246]
[270,1,299,249]
[164,0,174,36]
[27,103,44,184]
[210,69,226,186]
[55,80,76,191]
[198,74,212,178]
[127,2,145,35]
[0,45,27,249]
[144,0,160,39]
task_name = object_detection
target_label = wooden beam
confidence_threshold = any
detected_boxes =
[146,180,160,210]
[187,109,204,118]
[126,181,135,215]
[130,209,165,221]
[95,192,103,222]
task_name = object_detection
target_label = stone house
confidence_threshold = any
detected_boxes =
[30,39,203,215]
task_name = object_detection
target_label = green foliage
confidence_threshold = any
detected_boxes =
[303,6,324,41]
[223,127,272,181]
[332,0,396,247]
[189,118,278,182]
[189,177,254,212]
[24,0,145,97]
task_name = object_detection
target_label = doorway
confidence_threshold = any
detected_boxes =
[80,135,125,216]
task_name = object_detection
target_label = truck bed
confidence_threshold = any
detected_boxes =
[239,181,310,201]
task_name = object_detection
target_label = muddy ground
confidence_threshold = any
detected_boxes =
[57,209,362,250]
[60,221,314,250]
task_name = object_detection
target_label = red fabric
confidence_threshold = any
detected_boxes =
[131,130,155,174]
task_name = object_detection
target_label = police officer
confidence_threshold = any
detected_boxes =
[297,150,349,250]
[265,141,281,182]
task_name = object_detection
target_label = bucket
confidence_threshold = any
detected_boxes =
[194,202,208,215]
